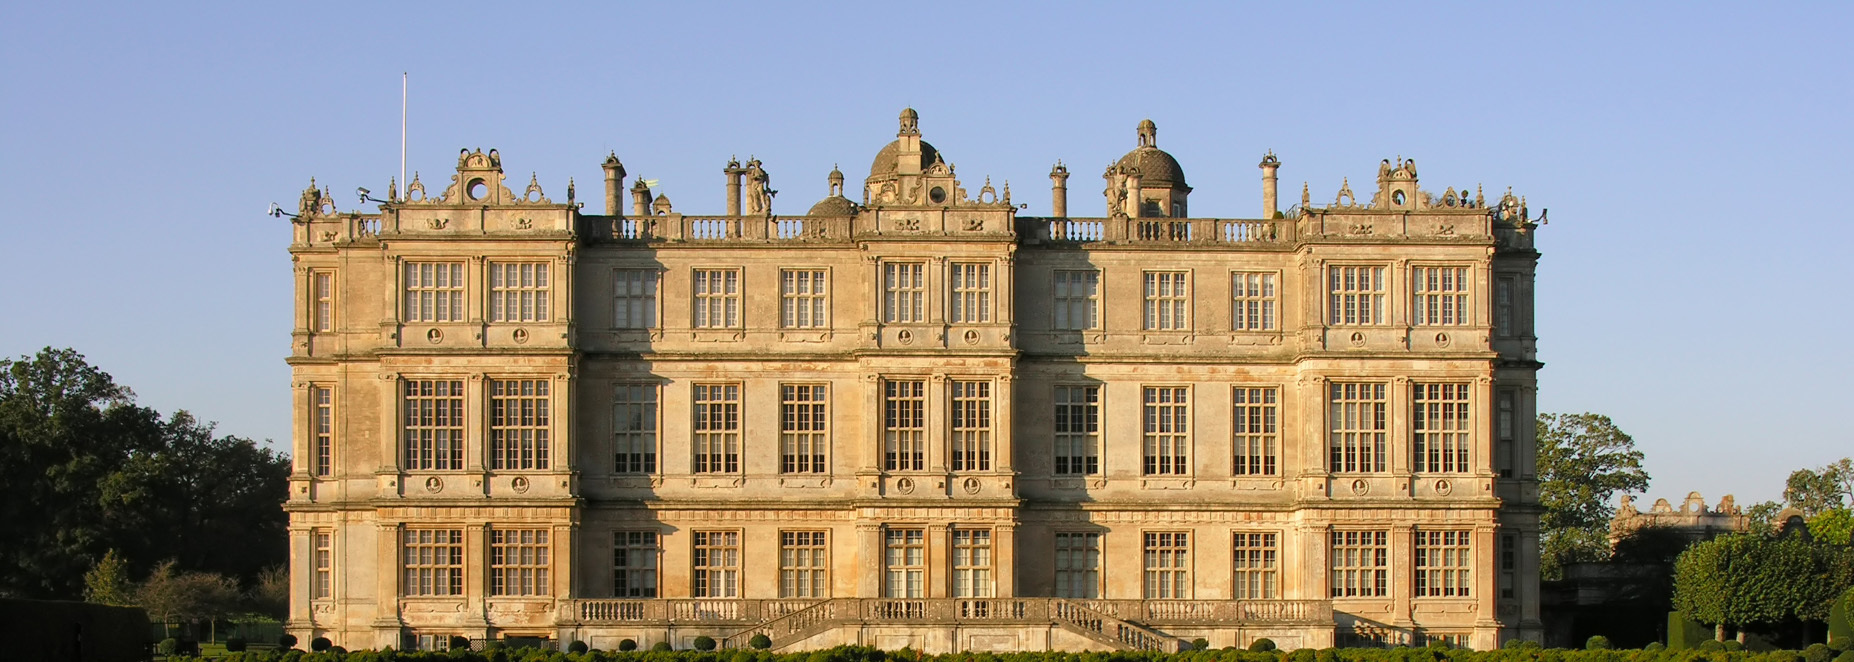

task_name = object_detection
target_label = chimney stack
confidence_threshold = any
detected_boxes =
[631,179,651,217]
[602,153,626,216]
[1049,162,1070,217]
[724,159,745,216]
[1259,151,1280,218]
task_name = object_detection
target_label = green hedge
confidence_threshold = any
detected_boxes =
[0,598,149,662]
[161,644,1854,662]
[1830,588,1854,651]
[1668,611,1711,651]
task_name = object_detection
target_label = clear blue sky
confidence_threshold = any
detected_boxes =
[3,3,1849,506]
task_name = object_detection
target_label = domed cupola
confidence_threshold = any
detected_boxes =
[1105,119,1192,217]
[865,108,947,201]
[808,165,859,216]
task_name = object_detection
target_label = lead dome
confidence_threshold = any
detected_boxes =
[1114,119,1187,189]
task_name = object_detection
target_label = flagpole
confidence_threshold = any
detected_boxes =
[400,72,407,198]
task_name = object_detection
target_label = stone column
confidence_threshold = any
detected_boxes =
[1259,153,1280,218]
[928,523,950,598]
[994,522,1017,597]
[1049,163,1069,217]
[602,154,625,216]
[725,165,744,216]
[858,524,883,597]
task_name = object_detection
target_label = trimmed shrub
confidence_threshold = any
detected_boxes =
[1722,640,1743,651]
[448,635,471,651]
[1833,651,1854,662]
[159,638,180,655]
[1808,644,1837,662]
[312,636,333,652]
[1646,642,1666,652]
[694,635,717,651]
[568,641,589,654]
[280,633,300,649]
[1192,639,1210,651]
[652,641,674,651]
[1832,588,1854,651]
[1697,640,1726,652]
[1667,612,1710,650]
[226,636,248,652]
[619,639,638,652]
[1586,636,1612,650]
[1503,639,1541,650]
[750,634,773,650]
[1250,639,1278,652]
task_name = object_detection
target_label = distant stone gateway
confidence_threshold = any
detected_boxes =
[283,110,1545,652]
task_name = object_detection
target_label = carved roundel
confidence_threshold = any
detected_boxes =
[1435,332,1451,348]
[424,476,444,493]
[963,329,980,345]
[895,477,915,494]
[1349,478,1369,496]
[511,476,531,494]
[1434,478,1453,496]
[962,477,981,495]
[426,328,443,344]
[513,328,530,344]
[897,329,914,345]
[1349,331,1366,347]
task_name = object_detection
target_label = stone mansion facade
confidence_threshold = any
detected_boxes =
[283,110,1545,651]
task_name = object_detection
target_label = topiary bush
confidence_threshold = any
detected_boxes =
[1808,644,1837,662]
[158,638,179,655]
[618,639,638,652]
[1833,651,1854,662]
[1645,642,1666,652]
[652,641,673,651]
[693,635,717,651]
[1723,640,1743,651]
[750,634,772,650]
[1586,635,1612,650]
[279,633,299,649]
[448,635,471,651]
[1503,639,1541,650]
[225,636,248,652]
[1250,639,1277,652]
[568,640,589,654]
[1191,638,1210,651]
[1698,640,1726,652]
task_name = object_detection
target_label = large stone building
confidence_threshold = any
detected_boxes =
[283,110,1545,652]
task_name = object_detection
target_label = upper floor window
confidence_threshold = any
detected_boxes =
[312,271,334,332]
[490,379,550,470]
[1233,387,1278,476]
[1413,383,1470,473]
[1142,386,1189,475]
[1416,530,1472,597]
[490,528,550,596]
[613,383,658,474]
[1329,382,1387,473]
[1412,266,1469,326]
[1496,389,1517,478]
[1053,270,1099,330]
[403,379,464,470]
[1329,266,1385,326]
[1144,271,1189,331]
[313,386,333,477]
[490,262,549,323]
[692,269,741,329]
[1053,385,1100,475]
[781,270,829,329]
[402,529,464,596]
[692,384,740,474]
[1331,530,1389,597]
[613,531,659,598]
[950,263,992,324]
[1495,275,1519,336]
[883,380,926,471]
[1143,531,1190,599]
[614,269,659,329]
[950,380,992,472]
[692,530,740,598]
[1232,272,1277,331]
[884,528,926,598]
[884,263,925,323]
[405,262,465,323]
[781,384,827,474]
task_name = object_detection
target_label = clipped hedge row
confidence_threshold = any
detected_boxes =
[171,643,1854,662]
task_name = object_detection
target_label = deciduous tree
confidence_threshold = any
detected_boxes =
[1536,412,1651,579]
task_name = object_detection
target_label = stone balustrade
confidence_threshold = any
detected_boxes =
[570,597,1329,627]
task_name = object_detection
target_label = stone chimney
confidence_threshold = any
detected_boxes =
[630,179,651,217]
[1259,151,1280,218]
[602,153,625,216]
[724,158,745,216]
[1049,161,1069,217]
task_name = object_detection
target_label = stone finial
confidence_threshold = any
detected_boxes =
[1259,150,1280,168]
[652,193,673,215]
[1136,119,1157,148]
[1301,182,1311,208]
[1682,491,1706,515]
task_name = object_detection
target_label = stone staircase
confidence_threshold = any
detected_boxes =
[1050,599,1184,652]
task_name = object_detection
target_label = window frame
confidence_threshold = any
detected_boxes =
[1327,265,1387,326]
[949,262,992,324]
[1143,271,1190,331]
[489,378,551,471]
[401,528,465,597]
[402,378,465,471]
[1142,531,1191,599]
[780,383,828,474]
[613,268,660,329]
[1233,531,1279,599]
[312,270,335,333]
[1054,531,1102,599]
[312,385,334,477]
[1413,383,1471,474]
[1232,386,1278,476]
[952,528,995,598]
[1053,385,1101,476]
[692,268,743,329]
[883,262,926,324]
[1052,269,1100,331]
[613,382,659,474]
[612,530,660,598]
[1415,529,1473,598]
[692,383,741,474]
[1330,529,1389,598]
[949,379,992,472]
[1328,382,1388,474]
[1231,271,1278,331]
[403,261,466,323]
[1410,265,1470,327]
[780,269,830,329]
[883,527,926,598]
[779,530,829,599]
[489,528,551,597]
[489,261,550,323]
[691,530,741,598]
[883,379,926,472]
[1142,385,1190,476]
[312,529,333,600]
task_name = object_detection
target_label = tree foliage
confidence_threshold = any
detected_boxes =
[1673,532,1854,630]
[0,347,289,599]
[1537,412,1651,578]
[1785,459,1853,516]
[135,559,243,626]
[81,549,135,606]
